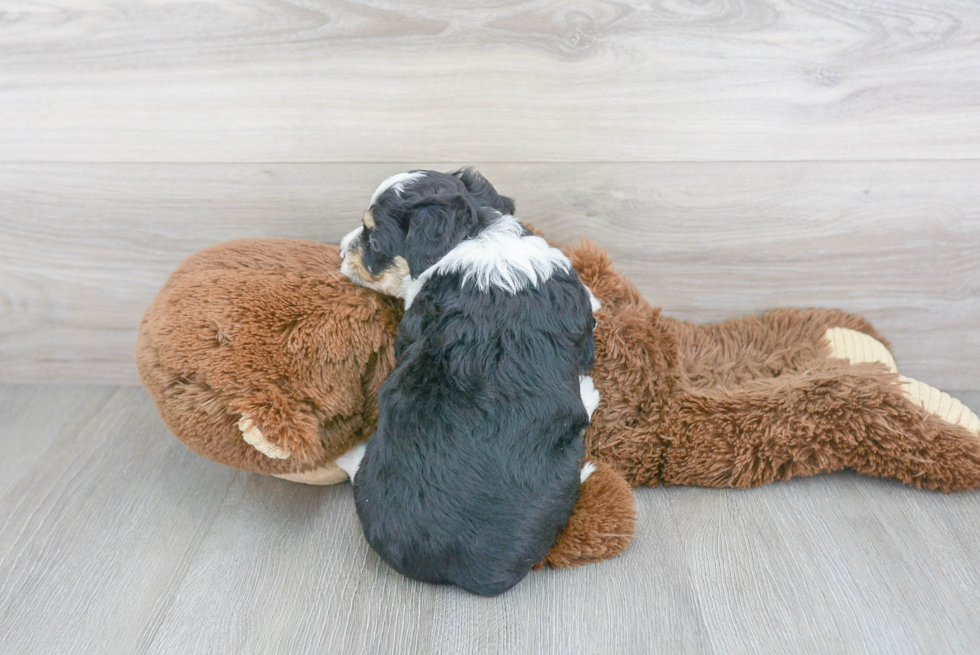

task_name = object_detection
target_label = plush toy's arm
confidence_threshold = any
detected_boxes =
[231,386,325,466]
[538,460,637,568]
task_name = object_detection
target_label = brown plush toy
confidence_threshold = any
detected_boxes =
[136,237,980,568]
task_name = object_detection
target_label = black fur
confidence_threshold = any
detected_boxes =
[350,170,594,596]
[358,169,515,279]
[451,167,516,216]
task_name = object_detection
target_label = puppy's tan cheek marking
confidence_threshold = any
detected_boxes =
[363,209,376,229]
[344,249,408,297]
[373,256,410,296]
[343,247,373,283]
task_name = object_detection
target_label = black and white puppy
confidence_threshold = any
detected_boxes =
[340,169,600,597]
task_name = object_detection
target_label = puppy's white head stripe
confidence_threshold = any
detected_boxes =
[371,171,427,206]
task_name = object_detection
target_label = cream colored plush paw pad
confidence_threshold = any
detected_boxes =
[824,327,980,436]
[239,416,291,459]
[825,327,897,372]
[898,376,980,436]
[272,463,348,485]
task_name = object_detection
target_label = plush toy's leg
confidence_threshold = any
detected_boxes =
[670,309,889,390]
[665,358,980,492]
[538,461,637,568]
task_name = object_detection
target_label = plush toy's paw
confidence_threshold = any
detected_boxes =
[825,327,898,372]
[579,375,600,421]
[272,463,349,485]
[899,376,980,436]
[238,416,291,459]
[825,327,980,436]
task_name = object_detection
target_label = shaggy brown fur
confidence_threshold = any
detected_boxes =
[136,237,980,569]
[136,239,400,476]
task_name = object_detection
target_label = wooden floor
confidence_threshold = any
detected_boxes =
[1,384,979,655]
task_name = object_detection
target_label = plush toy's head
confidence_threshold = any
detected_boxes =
[339,168,516,290]
[136,238,401,484]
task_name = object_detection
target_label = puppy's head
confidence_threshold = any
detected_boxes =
[340,168,515,295]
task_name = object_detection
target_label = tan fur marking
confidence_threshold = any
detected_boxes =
[363,209,376,229]
[344,246,409,297]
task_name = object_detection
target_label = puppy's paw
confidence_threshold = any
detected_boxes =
[238,416,291,460]
[580,461,597,483]
[579,375,600,421]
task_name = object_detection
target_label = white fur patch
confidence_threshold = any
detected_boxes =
[579,375,600,421]
[401,214,572,309]
[335,442,368,482]
[371,171,426,205]
[339,225,363,259]
[585,286,602,313]
[580,461,597,483]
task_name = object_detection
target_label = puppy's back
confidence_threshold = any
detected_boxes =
[353,267,594,596]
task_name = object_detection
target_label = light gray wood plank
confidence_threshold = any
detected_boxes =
[427,493,713,655]
[143,451,712,655]
[871,391,980,627]
[2,161,978,387]
[1,1,979,162]
[143,467,712,655]
[0,386,239,655]
[669,472,980,654]
[0,384,116,497]
[4,385,980,654]
[141,475,439,655]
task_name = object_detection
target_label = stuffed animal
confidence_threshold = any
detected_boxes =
[136,237,980,568]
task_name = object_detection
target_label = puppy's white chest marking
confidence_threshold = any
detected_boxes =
[402,215,572,309]
[335,442,367,481]
[579,375,600,420]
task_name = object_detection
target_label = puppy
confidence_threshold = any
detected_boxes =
[341,169,599,596]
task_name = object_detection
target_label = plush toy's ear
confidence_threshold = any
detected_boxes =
[537,460,637,568]
[452,167,516,216]
[402,194,484,277]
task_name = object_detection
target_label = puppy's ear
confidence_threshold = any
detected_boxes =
[452,168,516,216]
[404,194,482,277]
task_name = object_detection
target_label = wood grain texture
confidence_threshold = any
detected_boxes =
[0,386,241,654]
[1,386,980,654]
[2,162,978,387]
[1,0,979,162]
